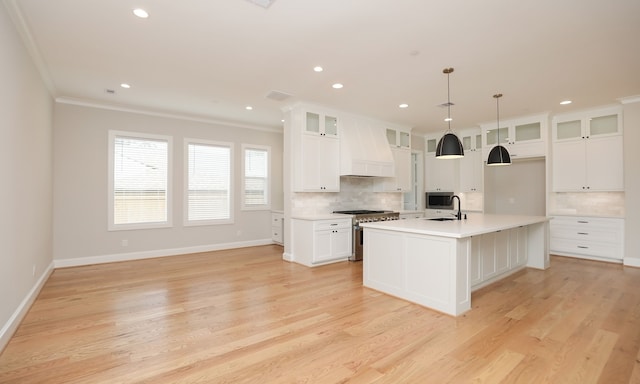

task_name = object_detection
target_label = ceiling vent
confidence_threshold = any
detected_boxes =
[265,90,293,101]
[245,0,276,9]
[437,102,454,108]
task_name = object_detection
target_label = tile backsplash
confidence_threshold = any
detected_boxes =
[548,192,625,217]
[292,177,402,216]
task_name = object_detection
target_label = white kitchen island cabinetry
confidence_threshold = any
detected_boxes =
[291,216,352,267]
[361,214,549,316]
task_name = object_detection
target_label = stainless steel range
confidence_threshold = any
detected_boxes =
[333,210,399,261]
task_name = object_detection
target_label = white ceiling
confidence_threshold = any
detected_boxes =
[6,0,640,134]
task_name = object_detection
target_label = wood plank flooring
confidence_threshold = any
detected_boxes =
[1,245,639,383]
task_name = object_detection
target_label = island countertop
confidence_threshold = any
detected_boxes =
[360,213,550,239]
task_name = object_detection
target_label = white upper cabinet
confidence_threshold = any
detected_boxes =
[460,129,483,152]
[424,133,458,192]
[375,126,412,192]
[458,128,483,192]
[386,128,411,149]
[375,147,412,192]
[552,106,623,192]
[305,111,339,137]
[553,106,622,141]
[481,114,548,161]
[288,104,341,192]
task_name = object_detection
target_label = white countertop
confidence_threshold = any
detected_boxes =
[360,213,550,238]
[291,213,353,221]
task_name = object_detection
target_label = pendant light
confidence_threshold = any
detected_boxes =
[435,67,464,159]
[486,93,511,166]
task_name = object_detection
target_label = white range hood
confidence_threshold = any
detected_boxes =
[340,116,395,177]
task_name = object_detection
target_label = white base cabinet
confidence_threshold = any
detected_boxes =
[550,216,624,262]
[291,218,352,266]
[271,212,284,245]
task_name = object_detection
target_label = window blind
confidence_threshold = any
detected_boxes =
[113,135,169,225]
[243,147,269,208]
[187,142,231,222]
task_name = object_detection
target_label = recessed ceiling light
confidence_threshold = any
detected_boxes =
[133,8,149,18]
[560,100,572,105]
[314,66,323,72]
[245,106,253,110]
[120,83,131,89]
[332,83,343,89]
[399,103,409,109]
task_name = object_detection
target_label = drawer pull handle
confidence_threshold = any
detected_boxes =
[330,223,338,226]
[577,232,589,235]
[577,221,589,224]
[577,246,589,249]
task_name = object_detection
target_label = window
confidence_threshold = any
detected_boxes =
[108,131,172,230]
[242,144,270,210]
[185,139,233,225]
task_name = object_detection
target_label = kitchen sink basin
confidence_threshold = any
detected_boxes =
[427,217,456,221]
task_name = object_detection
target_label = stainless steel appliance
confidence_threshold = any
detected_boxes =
[426,191,454,210]
[333,210,400,261]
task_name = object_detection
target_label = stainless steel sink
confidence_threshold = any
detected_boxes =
[427,217,456,221]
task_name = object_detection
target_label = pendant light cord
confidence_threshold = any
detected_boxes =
[494,93,502,143]
[447,71,451,132]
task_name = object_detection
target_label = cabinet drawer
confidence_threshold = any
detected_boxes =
[550,227,621,244]
[551,216,623,230]
[272,228,283,243]
[314,220,351,231]
[550,238,620,260]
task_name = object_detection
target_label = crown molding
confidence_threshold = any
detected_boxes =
[55,96,283,134]
[3,0,56,96]
[618,95,640,105]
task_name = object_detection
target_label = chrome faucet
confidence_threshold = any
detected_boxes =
[451,195,462,220]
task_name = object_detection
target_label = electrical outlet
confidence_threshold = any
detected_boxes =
[121,239,129,247]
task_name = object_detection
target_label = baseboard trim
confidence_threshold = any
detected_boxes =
[0,261,55,352]
[623,257,640,268]
[54,239,275,268]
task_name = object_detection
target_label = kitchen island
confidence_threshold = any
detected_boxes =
[360,213,550,316]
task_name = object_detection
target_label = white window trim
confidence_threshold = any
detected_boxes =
[241,144,271,211]
[108,130,173,231]
[184,138,234,227]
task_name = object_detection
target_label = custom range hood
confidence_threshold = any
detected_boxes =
[339,116,395,177]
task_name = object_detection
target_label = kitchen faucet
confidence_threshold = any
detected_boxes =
[451,195,462,220]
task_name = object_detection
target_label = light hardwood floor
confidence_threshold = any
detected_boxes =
[1,245,639,383]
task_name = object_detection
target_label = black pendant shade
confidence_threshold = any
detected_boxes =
[487,144,511,165]
[486,93,511,166]
[435,67,464,159]
[436,133,464,159]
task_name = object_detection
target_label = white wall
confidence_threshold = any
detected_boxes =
[484,158,546,216]
[52,103,283,265]
[0,4,54,350]
[623,100,640,267]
